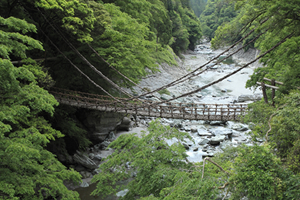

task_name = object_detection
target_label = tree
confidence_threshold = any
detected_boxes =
[90,120,300,199]
[0,16,81,199]
[200,0,237,40]
[189,0,207,17]
[91,120,219,199]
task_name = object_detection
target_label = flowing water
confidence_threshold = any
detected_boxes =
[75,43,259,199]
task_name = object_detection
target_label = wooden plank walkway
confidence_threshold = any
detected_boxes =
[50,88,248,121]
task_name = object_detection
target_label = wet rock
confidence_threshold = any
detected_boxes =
[184,126,191,131]
[160,94,172,100]
[82,111,124,143]
[198,138,210,145]
[90,132,108,144]
[170,119,183,129]
[210,121,227,126]
[116,189,129,197]
[80,171,92,179]
[183,143,190,150]
[231,130,241,137]
[197,129,212,136]
[237,94,263,102]
[118,117,134,131]
[220,141,233,150]
[73,151,98,170]
[88,153,95,159]
[107,131,116,140]
[193,147,199,151]
[57,153,74,164]
[209,135,226,145]
[94,154,102,161]
[100,141,111,149]
[231,124,248,131]
[75,165,86,172]
[92,168,101,175]
[80,181,89,188]
[190,126,198,133]
[209,127,232,136]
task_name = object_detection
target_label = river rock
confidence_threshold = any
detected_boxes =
[184,126,191,131]
[73,151,98,170]
[100,141,111,149]
[94,154,102,161]
[231,124,248,131]
[237,94,263,102]
[210,121,227,126]
[116,189,129,197]
[198,138,210,145]
[220,141,233,150]
[170,119,183,128]
[118,117,134,131]
[80,181,89,188]
[209,135,226,145]
[82,111,124,143]
[197,129,212,136]
[183,143,190,150]
[160,94,172,100]
[231,130,241,137]
[107,131,116,140]
[209,127,232,136]
[80,171,92,179]
[190,126,198,132]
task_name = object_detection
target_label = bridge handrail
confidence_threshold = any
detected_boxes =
[51,89,248,111]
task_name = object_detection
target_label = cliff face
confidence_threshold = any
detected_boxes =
[229,44,263,69]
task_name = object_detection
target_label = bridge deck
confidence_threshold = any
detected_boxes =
[51,89,247,121]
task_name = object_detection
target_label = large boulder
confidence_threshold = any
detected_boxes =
[117,117,134,131]
[197,129,212,136]
[209,135,226,145]
[73,151,98,170]
[237,94,263,102]
[81,111,125,143]
[209,127,232,136]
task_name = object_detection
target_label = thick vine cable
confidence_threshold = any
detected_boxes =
[130,33,294,110]
[36,7,139,101]
[131,18,270,99]
[39,29,125,105]
[38,5,269,102]
[22,6,134,108]
[87,43,162,101]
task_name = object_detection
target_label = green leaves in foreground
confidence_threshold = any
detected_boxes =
[91,120,219,199]
[91,120,300,199]
[0,16,81,199]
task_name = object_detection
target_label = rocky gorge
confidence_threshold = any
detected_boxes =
[64,41,264,199]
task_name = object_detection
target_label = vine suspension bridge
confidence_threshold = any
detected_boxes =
[50,88,248,121]
[38,11,292,121]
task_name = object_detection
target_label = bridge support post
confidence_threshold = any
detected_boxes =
[271,79,276,106]
[261,82,268,104]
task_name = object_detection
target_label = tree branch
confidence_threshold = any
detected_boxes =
[202,157,230,179]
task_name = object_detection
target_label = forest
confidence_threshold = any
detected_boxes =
[1,0,300,199]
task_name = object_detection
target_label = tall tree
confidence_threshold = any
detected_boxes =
[200,0,237,40]
[0,16,81,199]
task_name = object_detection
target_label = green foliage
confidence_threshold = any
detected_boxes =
[91,120,219,199]
[158,89,171,95]
[229,144,300,200]
[189,0,207,17]
[0,15,81,199]
[243,91,300,174]
[242,101,276,140]
[33,0,95,43]
[200,0,237,40]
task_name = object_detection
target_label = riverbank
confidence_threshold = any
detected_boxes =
[74,42,263,199]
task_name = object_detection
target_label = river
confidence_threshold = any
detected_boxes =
[74,42,261,199]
